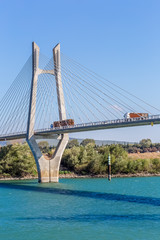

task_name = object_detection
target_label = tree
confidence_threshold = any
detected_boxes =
[62,146,80,171]
[66,139,79,149]
[78,146,88,164]
[38,141,50,153]
[0,143,37,177]
[139,139,152,148]
[152,147,157,152]
[80,139,95,147]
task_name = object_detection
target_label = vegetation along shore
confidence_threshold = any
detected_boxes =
[0,138,160,180]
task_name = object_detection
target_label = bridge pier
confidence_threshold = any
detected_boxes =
[27,134,68,183]
[49,134,69,182]
[27,136,50,182]
[26,42,68,183]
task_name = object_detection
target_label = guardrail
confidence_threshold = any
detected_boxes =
[35,114,160,133]
[0,131,26,138]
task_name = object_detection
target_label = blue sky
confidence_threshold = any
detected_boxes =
[0,0,160,142]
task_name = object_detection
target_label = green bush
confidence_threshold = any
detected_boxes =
[0,143,37,178]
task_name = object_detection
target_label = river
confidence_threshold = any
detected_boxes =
[0,177,160,240]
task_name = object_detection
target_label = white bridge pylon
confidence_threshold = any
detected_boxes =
[27,42,68,183]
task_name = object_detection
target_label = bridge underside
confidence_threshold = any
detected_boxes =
[0,133,60,142]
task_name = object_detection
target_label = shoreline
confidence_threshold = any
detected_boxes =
[1,172,160,181]
[59,172,160,179]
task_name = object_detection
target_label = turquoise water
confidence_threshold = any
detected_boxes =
[0,177,160,240]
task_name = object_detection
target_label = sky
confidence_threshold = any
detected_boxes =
[0,0,160,142]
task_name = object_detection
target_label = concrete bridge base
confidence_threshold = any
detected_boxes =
[27,134,68,183]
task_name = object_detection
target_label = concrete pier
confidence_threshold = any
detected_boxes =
[26,42,68,183]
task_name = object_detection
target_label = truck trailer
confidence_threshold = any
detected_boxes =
[51,119,74,128]
[124,113,149,119]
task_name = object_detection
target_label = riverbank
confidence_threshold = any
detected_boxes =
[1,172,160,181]
[59,172,160,178]
[0,176,37,181]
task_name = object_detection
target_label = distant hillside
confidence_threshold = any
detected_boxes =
[69,138,137,146]
[36,138,138,146]
[0,138,138,148]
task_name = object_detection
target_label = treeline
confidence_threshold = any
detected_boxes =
[0,139,160,178]
[37,138,160,154]
[123,139,160,153]
[61,139,160,175]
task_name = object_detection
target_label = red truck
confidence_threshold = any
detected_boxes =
[124,113,149,119]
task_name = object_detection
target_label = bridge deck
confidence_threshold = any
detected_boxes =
[0,115,160,141]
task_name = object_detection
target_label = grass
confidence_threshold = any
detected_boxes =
[129,152,160,160]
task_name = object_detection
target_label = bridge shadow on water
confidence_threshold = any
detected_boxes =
[17,214,160,222]
[0,181,160,207]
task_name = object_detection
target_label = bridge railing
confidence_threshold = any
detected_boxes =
[0,131,27,138]
[35,114,160,133]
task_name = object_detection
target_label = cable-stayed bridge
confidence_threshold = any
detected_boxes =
[0,42,160,182]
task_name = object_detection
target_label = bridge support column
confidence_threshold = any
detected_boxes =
[26,42,68,183]
[27,136,50,182]
[49,134,69,182]
[26,42,50,182]
[49,43,69,182]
